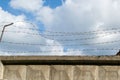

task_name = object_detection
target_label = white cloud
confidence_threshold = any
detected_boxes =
[10,0,43,12]
[65,49,84,55]
[0,7,25,23]
[36,6,54,27]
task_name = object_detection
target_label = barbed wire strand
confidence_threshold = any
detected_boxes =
[0,48,119,53]
[2,30,120,42]
[3,30,120,36]
[5,27,120,35]
[8,25,120,34]
[1,39,120,46]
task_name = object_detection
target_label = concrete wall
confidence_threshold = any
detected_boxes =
[0,56,120,80]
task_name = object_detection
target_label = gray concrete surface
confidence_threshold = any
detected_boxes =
[0,61,4,79]
[0,56,120,80]
[2,65,120,80]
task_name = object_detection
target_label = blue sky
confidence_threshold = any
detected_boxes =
[0,0,22,15]
[43,0,63,8]
[0,0,63,21]
[0,0,120,55]
[0,0,63,13]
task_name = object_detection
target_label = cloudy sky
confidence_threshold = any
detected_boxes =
[0,0,120,55]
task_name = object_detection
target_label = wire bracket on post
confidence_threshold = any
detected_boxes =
[0,23,14,42]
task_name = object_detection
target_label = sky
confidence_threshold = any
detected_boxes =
[0,0,120,56]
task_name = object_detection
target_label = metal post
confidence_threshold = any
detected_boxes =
[0,23,14,42]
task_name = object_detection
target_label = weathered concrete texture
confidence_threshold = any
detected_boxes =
[4,65,26,80]
[0,56,120,80]
[99,66,120,80]
[26,65,50,80]
[73,66,97,80]
[0,61,4,79]
[50,65,73,80]
[2,65,120,80]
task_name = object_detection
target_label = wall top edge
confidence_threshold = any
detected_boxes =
[0,55,120,60]
[0,56,120,65]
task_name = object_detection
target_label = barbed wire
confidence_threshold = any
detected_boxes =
[2,31,111,41]
[43,31,120,36]
[41,27,120,34]
[1,21,120,55]
[1,39,120,46]
[8,25,120,34]
[54,35,108,41]
[1,21,120,34]
[3,30,120,36]
[2,30,120,42]
[0,48,119,53]
[5,27,120,35]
